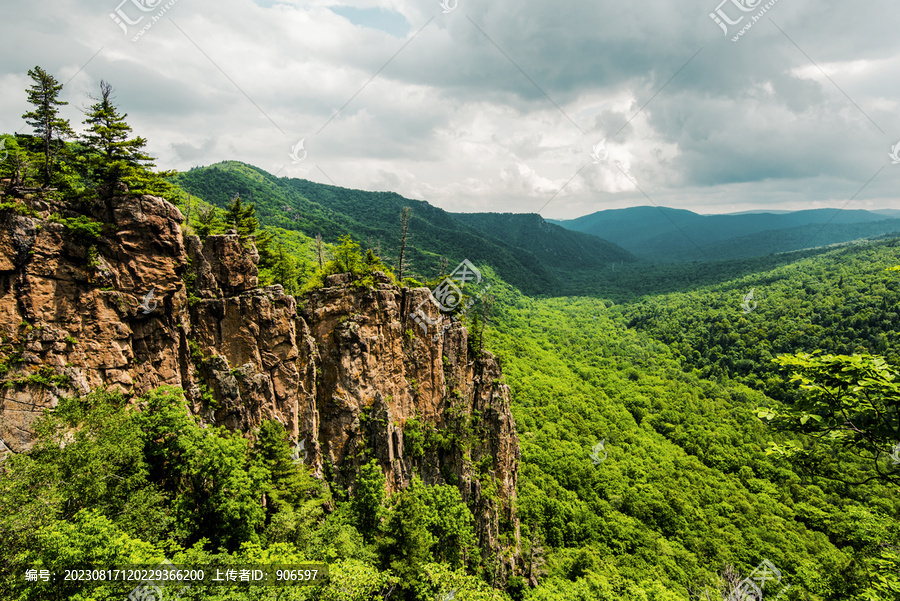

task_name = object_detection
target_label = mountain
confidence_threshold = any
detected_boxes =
[450,212,634,270]
[174,162,634,295]
[2,171,899,599]
[550,205,900,260]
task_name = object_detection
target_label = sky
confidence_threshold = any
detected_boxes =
[1,0,899,219]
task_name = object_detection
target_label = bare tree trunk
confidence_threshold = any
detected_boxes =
[480,294,494,352]
[397,207,412,282]
[315,234,324,270]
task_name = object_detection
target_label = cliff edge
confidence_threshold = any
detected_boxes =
[0,189,520,574]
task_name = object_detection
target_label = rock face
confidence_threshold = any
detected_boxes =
[0,191,520,573]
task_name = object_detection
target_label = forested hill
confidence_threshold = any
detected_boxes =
[450,212,633,271]
[488,236,900,600]
[173,161,634,295]
[5,63,900,601]
[550,205,900,261]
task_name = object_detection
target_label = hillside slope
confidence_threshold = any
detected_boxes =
[485,238,900,599]
[451,212,634,271]
[174,162,633,295]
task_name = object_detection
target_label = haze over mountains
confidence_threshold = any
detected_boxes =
[549,206,900,262]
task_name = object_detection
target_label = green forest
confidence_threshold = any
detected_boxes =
[1,67,899,601]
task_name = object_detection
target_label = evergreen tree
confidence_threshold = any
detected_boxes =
[377,485,434,598]
[273,244,300,294]
[224,194,259,238]
[253,228,274,262]
[194,205,224,238]
[22,66,74,187]
[252,420,318,512]
[81,81,156,194]
[332,234,362,274]
[351,460,385,541]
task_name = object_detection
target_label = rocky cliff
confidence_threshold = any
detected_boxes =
[0,189,520,572]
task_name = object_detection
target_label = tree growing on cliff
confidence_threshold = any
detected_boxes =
[81,80,166,196]
[22,66,75,187]
[193,205,224,238]
[224,193,259,238]
[333,234,363,274]
[0,135,34,187]
[261,243,304,295]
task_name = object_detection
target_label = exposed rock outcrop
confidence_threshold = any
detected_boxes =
[0,190,520,575]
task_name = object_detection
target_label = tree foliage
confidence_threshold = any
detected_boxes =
[81,81,156,193]
[760,352,900,485]
[21,65,74,186]
[224,193,259,238]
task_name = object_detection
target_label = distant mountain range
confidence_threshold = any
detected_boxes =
[173,163,900,292]
[548,206,900,261]
[173,162,635,295]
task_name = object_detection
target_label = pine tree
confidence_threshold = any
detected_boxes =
[194,205,224,238]
[22,66,74,187]
[81,81,156,193]
[352,460,386,541]
[332,234,362,274]
[0,136,33,186]
[378,485,434,593]
[224,194,259,239]
[272,244,299,294]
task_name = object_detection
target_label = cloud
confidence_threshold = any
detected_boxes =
[1,0,898,218]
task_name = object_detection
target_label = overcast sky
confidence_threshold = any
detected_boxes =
[2,0,899,219]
